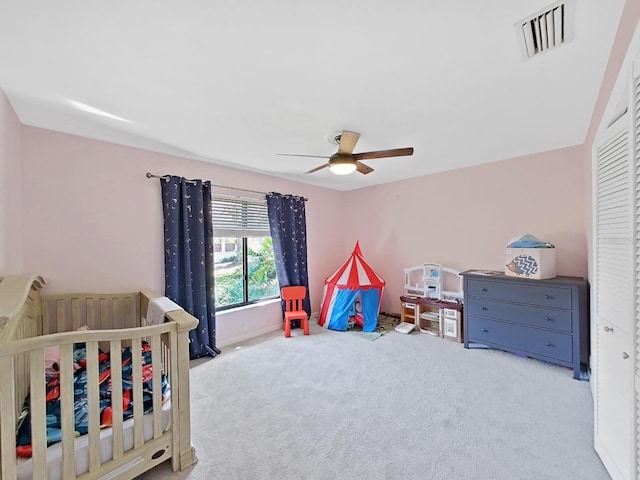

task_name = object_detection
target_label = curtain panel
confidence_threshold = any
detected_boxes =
[161,175,220,359]
[266,193,311,318]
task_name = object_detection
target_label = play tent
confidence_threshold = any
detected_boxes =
[317,242,385,332]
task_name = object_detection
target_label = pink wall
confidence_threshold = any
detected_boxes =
[18,126,591,340]
[0,89,23,274]
[343,145,588,314]
[20,126,347,345]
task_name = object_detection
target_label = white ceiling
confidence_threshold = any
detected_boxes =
[0,0,626,191]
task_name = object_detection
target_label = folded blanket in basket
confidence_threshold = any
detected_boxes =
[507,233,554,249]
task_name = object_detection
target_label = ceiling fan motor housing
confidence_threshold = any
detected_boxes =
[329,153,356,166]
[328,154,357,175]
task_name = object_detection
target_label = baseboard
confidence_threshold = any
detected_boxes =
[218,311,320,348]
[594,437,625,480]
[217,324,282,348]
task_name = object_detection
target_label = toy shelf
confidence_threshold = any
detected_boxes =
[399,295,463,341]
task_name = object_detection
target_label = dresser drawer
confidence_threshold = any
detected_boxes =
[465,298,572,333]
[466,279,572,309]
[467,316,573,363]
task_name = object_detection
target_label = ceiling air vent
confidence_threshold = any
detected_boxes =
[515,0,574,60]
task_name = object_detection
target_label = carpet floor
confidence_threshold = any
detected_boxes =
[137,321,609,480]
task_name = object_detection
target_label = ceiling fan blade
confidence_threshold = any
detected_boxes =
[304,163,330,174]
[337,130,360,155]
[355,161,374,174]
[277,153,330,158]
[353,147,414,160]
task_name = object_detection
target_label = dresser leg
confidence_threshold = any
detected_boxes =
[574,363,589,381]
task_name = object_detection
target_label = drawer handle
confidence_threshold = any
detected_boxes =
[604,326,614,333]
[481,328,488,333]
[544,316,553,321]
[622,352,629,360]
[481,288,488,292]
[544,294,551,299]
[481,306,488,311]
[545,342,554,348]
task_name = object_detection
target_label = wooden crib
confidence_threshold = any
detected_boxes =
[0,274,199,480]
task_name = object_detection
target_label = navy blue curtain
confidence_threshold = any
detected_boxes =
[161,175,220,359]
[266,193,311,320]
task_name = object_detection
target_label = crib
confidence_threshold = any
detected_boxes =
[0,274,199,480]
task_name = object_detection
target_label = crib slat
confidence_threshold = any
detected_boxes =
[87,340,101,472]
[29,349,47,479]
[0,355,17,479]
[135,297,141,328]
[16,349,25,417]
[86,298,96,329]
[100,298,108,328]
[113,298,123,330]
[72,297,81,330]
[132,336,144,448]
[124,297,131,329]
[160,334,166,364]
[57,299,67,333]
[60,343,76,479]
[110,340,124,459]
[151,334,163,439]
[42,300,50,334]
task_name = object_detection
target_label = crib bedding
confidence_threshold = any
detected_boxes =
[15,340,168,458]
[16,396,172,480]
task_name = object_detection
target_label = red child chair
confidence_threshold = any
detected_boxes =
[281,286,310,338]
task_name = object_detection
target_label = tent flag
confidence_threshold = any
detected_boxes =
[317,242,385,332]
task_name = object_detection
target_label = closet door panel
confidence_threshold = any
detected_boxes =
[593,104,634,480]
[594,321,633,480]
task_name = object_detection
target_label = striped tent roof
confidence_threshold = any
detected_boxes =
[325,241,385,290]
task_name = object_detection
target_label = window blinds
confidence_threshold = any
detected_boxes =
[212,195,270,237]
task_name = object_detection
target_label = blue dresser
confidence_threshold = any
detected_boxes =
[461,271,589,379]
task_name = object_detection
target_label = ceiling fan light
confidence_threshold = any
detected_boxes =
[329,162,357,175]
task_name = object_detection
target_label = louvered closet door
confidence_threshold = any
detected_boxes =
[593,109,634,480]
[633,72,640,480]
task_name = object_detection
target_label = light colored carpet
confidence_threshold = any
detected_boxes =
[137,322,609,480]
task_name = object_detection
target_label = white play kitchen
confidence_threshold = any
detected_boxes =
[397,263,464,341]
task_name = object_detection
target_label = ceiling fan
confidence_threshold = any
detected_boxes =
[277,130,414,175]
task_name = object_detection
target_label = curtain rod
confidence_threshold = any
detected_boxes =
[145,172,308,201]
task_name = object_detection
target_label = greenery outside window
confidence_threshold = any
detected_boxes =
[212,195,279,310]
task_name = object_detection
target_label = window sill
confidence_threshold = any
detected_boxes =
[216,298,281,315]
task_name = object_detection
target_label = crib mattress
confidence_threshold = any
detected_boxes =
[16,396,172,480]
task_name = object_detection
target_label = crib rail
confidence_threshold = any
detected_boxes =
[0,276,199,480]
[41,293,141,333]
[0,324,177,480]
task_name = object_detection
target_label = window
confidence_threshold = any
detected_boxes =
[212,195,279,310]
